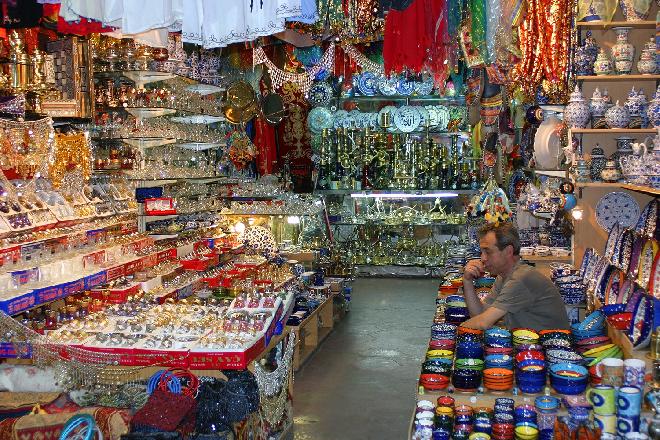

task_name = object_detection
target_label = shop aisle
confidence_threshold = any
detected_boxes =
[293,278,438,440]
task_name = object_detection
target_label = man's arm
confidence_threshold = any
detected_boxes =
[462,260,486,317]
[460,306,507,330]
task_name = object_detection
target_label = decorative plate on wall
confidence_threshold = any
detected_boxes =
[595,192,640,231]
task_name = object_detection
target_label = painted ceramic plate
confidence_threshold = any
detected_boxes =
[629,235,646,278]
[308,107,334,134]
[617,278,635,304]
[604,223,622,261]
[333,109,349,129]
[393,106,421,133]
[425,105,439,128]
[649,251,660,299]
[604,269,623,305]
[595,192,640,231]
[417,106,430,128]
[368,112,379,129]
[628,293,653,348]
[308,82,333,107]
[378,105,398,132]
[414,77,434,96]
[396,79,416,96]
[635,198,659,238]
[378,76,398,96]
[638,239,659,289]
[435,105,450,131]
[595,264,615,303]
[579,248,594,278]
[617,229,634,271]
[357,72,378,96]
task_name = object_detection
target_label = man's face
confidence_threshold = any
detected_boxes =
[479,231,510,276]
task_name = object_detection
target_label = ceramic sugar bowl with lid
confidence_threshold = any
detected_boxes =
[564,85,591,128]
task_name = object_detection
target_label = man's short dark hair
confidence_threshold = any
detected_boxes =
[478,222,521,256]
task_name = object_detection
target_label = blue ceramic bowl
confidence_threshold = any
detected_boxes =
[485,354,513,367]
[534,396,560,413]
[517,359,546,370]
[495,398,515,406]
[548,362,588,379]
[493,412,514,424]
[514,405,537,422]
[601,303,627,316]
[576,310,605,331]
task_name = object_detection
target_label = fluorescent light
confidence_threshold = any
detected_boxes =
[349,192,459,199]
[287,216,300,224]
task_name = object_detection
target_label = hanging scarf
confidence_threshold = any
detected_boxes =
[470,0,487,63]
[577,0,617,21]
[485,0,502,64]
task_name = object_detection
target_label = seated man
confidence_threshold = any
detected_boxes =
[461,222,570,331]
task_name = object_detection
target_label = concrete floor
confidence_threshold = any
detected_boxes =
[292,278,437,440]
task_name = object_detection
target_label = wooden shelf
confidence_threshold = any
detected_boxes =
[576,181,660,196]
[522,255,572,262]
[318,327,333,344]
[576,20,657,28]
[577,74,660,81]
[621,183,660,196]
[570,128,657,134]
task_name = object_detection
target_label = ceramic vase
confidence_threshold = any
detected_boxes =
[590,87,608,116]
[564,85,591,128]
[611,27,635,74]
[601,160,622,182]
[575,158,591,182]
[605,100,630,128]
[594,49,614,75]
[638,49,657,75]
[647,86,660,128]
[575,32,599,75]
[619,0,650,20]
[590,146,607,181]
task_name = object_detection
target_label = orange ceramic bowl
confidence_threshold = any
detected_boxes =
[458,326,484,336]
[439,285,459,295]
[450,278,464,287]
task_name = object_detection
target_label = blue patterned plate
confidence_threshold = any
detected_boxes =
[308,82,333,107]
[333,109,349,129]
[414,77,434,96]
[435,105,450,131]
[595,192,640,231]
[377,76,397,96]
[396,79,416,96]
[393,106,421,133]
[357,72,378,96]
[308,107,334,134]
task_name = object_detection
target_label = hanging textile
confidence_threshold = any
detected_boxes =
[253,43,335,95]
[470,0,487,64]
[485,0,502,64]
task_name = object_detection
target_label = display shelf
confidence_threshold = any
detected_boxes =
[621,183,660,196]
[129,176,227,184]
[337,95,465,103]
[94,70,178,87]
[316,189,477,196]
[288,295,334,371]
[577,74,660,81]
[142,214,178,222]
[122,137,177,149]
[329,221,464,227]
[576,181,660,196]
[523,168,567,178]
[125,107,176,119]
[177,142,225,151]
[570,128,657,134]
[185,84,225,95]
[522,255,572,262]
[170,115,225,124]
[576,20,657,28]
[416,389,555,407]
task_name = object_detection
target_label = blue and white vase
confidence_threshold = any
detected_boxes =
[647,86,660,128]
[612,27,635,74]
[564,85,591,128]
[590,146,607,181]
[605,100,630,128]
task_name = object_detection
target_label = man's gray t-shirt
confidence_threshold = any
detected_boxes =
[483,261,570,330]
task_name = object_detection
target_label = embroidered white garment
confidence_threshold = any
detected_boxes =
[287,0,318,24]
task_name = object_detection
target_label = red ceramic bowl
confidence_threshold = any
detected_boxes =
[485,347,514,355]
[457,326,484,336]
[539,328,571,336]
[429,339,456,349]
[515,350,546,363]
[419,374,449,390]
[607,312,633,330]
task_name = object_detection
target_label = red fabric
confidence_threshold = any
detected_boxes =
[42,4,114,35]
[254,116,278,176]
[383,0,446,76]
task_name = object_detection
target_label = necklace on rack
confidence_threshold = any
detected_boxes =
[49,132,92,188]
[254,332,296,427]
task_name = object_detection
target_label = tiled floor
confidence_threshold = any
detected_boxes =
[292,278,437,440]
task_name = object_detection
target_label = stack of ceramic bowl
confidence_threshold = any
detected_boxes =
[514,405,539,440]
[452,327,485,391]
[571,310,607,344]
[512,328,540,348]
[413,400,436,439]
[534,395,560,440]
[491,398,515,440]
[433,395,455,439]
[452,404,474,436]
[472,407,493,438]
[421,348,452,391]
[540,329,584,367]
[445,305,470,325]
[548,362,589,395]
[513,330,546,394]
[553,274,586,305]
[482,328,514,391]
